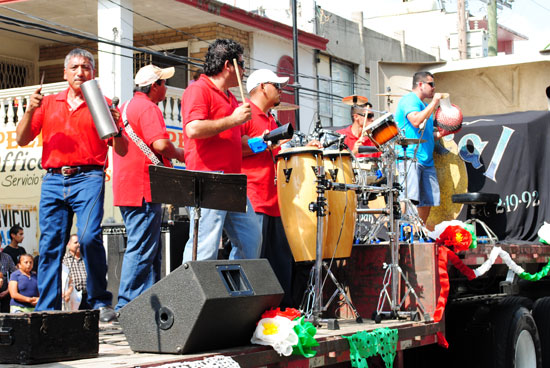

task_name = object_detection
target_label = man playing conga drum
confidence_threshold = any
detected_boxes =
[240,69,295,306]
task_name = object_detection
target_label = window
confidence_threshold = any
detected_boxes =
[0,56,33,89]
[317,56,355,127]
[134,47,188,89]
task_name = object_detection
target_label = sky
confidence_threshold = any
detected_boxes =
[315,0,550,52]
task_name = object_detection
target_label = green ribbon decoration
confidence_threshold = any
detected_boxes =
[291,317,319,358]
[519,258,550,281]
[343,328,398,368]
[463,223,477,249]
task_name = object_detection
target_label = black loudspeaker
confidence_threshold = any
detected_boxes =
[118,259,283,354]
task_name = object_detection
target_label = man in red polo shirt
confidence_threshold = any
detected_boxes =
[337,102,380,158]
[113,64,185,310]
[181,38,261,262]
[241,69,294,306]
[16,48,126,322]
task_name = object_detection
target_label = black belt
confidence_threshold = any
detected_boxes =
[48,165,103,176]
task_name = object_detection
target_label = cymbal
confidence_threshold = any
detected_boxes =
[376,92,405,97]
[272,102,299,111]
[396,138,427,146]
[342,95,368,106]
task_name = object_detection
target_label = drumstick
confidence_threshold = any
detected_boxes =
[232,58,246,102]
[360,111,369,139]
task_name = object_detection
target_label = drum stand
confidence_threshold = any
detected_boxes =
[302,165,363,326]
[372,144,432,323]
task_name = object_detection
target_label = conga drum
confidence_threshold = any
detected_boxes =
[277,147,326,262]
[323,150,357,259]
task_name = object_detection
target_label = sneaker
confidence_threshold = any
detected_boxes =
[99,306,118,323]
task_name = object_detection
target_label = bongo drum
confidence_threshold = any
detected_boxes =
[323,150,357,259]
[365,113,400,150]
[277,147,326,262]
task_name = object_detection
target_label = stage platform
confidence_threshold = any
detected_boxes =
[1,318,441,368]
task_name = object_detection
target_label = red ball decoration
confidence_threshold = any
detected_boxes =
[435,103,463,132]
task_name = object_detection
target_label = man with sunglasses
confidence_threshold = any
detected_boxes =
[240,69,295,306]
[181,38,261,262]
[394,71,449,227]
[337,102,381,158]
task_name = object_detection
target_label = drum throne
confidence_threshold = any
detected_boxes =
[451,192,500,245]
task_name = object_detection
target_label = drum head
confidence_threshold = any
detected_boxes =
[277,146,322,159]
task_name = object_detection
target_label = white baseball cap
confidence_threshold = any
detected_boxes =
[134,65,175,87]
[246,69,289,94]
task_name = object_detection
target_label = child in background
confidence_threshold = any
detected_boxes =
[8,254,39,313]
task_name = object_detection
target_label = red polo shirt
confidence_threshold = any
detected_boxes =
[29,88,110,169]
[113,92,171,206]
[337,125,381,158]
[181,74,242,173]
[241,100,280,216]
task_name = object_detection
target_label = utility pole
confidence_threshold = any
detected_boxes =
[457,0,467,59]
[488,0,497,56]
[291,0,300,130]
[485,0,513,57]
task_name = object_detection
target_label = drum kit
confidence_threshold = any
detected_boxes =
[273,95,432,325]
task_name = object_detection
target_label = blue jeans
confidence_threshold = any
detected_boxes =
[183,198,262,262]
[398,161,440,207]
[116,201,162,310]
[256,213,294,307]
[36,170,112,311]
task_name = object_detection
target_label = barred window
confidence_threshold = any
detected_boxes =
[0,56,33,89]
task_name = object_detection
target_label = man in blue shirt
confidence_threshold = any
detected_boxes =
[395,71,449,227]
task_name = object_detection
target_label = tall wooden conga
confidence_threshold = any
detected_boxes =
[277,147,326,262]
[323,150,357,259]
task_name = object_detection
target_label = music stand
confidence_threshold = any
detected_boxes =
[149,166,247,260]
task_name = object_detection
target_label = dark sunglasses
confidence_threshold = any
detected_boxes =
[425,81,435,87]
[265,82,282,90]
[358,113,375,119]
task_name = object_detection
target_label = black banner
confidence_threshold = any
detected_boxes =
[452,110,550,243]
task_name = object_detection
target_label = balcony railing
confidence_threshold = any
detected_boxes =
[0,82,184,133]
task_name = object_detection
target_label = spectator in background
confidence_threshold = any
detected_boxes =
[62,234,90,309]
[9,254,39,313]
[0,252,17,312]
[3,225,27,265]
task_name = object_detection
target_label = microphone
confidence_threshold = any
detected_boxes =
[111,97,120,108]
[323,133,346,149]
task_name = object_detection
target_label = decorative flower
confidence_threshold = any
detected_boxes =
[437,225,472,251]
[251,316,299,356]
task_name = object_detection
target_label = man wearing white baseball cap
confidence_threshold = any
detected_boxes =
[245,69,289,95]
[241,69,297,306]
[113,64,185,310]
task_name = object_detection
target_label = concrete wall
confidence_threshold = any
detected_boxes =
[376,55,550,116]
[250,32,318,133]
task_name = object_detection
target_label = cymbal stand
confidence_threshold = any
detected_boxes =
[373,143,432,323]
[301,165,362,326]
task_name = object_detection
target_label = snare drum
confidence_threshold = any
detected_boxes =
[323,150,357,259]
[277,147,327,262]
[365,113,400,150]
